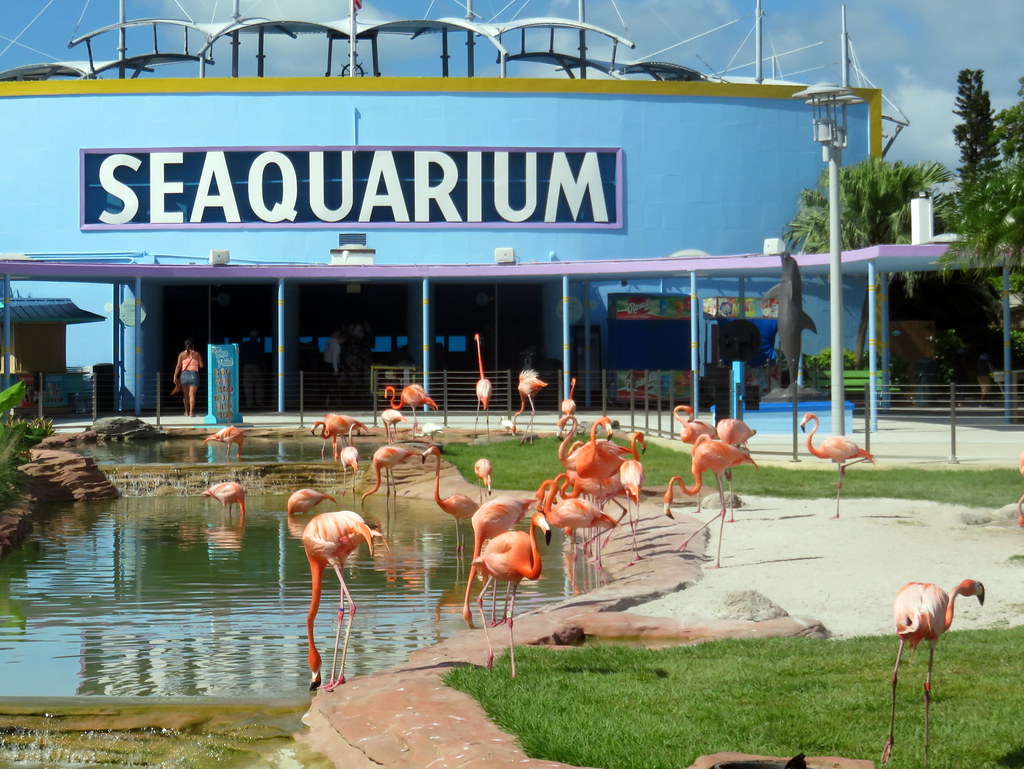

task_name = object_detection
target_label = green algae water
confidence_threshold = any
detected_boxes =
[0,491,572,766]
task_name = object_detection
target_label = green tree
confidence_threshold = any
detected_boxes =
[785,156,953,365]
[952,69,999,182]
[785,156,953,253]
[994,77,1024,162]
[948,160,1024,269]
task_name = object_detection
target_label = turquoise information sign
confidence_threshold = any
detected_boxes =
[205,344,242,424]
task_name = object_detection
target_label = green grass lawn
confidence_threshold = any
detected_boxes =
[440,436,1021,509]
[439,435,1022,769]
[446,629,1023,769]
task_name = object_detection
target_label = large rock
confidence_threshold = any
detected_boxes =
[0,500,33,557]
[19,449,119,502]
[92,416,162,441]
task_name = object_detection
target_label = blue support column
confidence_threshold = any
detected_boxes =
[690,272,700,415]
[277,279,285,413]
[583,280,592,408]
[731,360,745,419]
[2,274,10,388]
[422,278,431,393]
[134,276,142,415]
[867,261,877,432]
[880,272,890,408]
[114,283,123,411]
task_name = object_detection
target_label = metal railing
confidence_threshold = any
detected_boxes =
[17,368,1023,461]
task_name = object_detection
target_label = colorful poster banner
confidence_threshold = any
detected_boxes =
[609,293,690,320]
[205,344,242,425]
[614,369,693,401]
[703,296,778,318]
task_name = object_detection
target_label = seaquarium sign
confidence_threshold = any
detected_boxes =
[80,146,622,230]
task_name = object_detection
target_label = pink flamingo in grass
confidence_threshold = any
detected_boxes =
[471,510,551,678]
[301,510,378,691]
[203,425,244,461]
[473,333,493,435]
[881,579,985,766]
[673,404,717,444]
[800,412,875,519]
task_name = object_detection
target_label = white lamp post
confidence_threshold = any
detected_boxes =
[792,83,863,436]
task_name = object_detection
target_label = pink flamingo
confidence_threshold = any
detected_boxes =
[312,414,368,460]
[472,510,551,678]
[473,457,493,502]
[673,404,717,444]
[800,412,876,519]
[380,408,407,444]
[666,436,757,568]
[386,383,438,435]
[287,488,336,516]
[881,579,985,766]
[202,481,247,521]
[203,425,244,461]
[537,475,616,570]
[423,444,478,552]
[612,432,647,561]
[473,333,492,435]
[573,416,624,482]
[301,510,377,690]
[360,445,419,506]
[462,495,536,626]
[511,369,547,443]
[715,417,757,519]
[339,445,360,499]
[560,377,577,418]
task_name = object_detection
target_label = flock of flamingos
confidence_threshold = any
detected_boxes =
[192,358,1007,768]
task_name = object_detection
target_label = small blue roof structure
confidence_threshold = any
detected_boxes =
[0,298,105,324]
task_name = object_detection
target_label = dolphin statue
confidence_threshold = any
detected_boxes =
[764,251,817,396]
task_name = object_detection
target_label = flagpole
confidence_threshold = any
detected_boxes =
[349,0,357,77]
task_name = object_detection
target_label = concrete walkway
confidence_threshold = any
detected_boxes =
[52,408,1023,467]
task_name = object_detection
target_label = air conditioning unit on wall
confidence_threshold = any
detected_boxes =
[330,245,376,265]
[209,249,230,265]
[494,247,516,264]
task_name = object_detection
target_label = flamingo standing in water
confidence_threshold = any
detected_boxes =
[360,445,419,507]
[339,445,360,499]
[203,425,244,461]
[612,432,647,561]
[312,414,368,460]
[385,383,438,436]
[560,377,577,419]
[673,404,717,444]
[665,435,757,568]
[881,579,985,767]
[800,412,875,519]
[423,445,478,552]
[572,416,624,483]
[472,510,551,678]
[474,457,493,502]
[536,475,617,570]
[511,369,547,443]
[287,488,336,516]
[202,481,247,521]
[301,510,377,690]
[462,495,536,626]
[473,333,492,435]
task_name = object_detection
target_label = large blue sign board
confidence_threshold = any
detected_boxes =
[205,344,242,425]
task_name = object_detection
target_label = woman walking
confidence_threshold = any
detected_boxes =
[173,339,204,417]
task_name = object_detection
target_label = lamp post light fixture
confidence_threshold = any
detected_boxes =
[792,83,863,436]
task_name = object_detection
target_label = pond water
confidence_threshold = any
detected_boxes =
[76,434,362,466]
[0,489,577,767]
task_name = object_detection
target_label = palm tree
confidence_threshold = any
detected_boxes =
[785,157,954,362]
[947,160,1024,269]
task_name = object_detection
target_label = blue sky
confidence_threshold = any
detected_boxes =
[2,1,1022,173]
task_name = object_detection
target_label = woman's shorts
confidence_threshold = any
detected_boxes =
[180,370,199,387]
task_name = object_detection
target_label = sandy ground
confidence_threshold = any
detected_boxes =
[629,495,1024,639]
